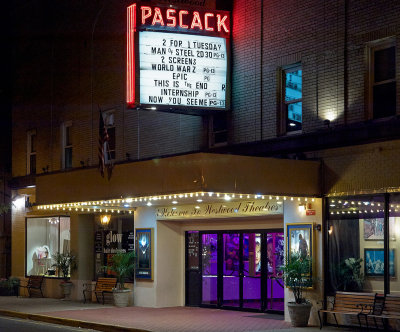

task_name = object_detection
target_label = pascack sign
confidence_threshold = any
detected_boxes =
[152,0,216,10]
[127,3,231,112]
[156,200,283,220]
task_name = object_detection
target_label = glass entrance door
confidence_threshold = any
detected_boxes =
[265,232,285,311]
[194,229,284,312]
[243,233,262,309]
[201,233,218,306]
[222,233,240,307]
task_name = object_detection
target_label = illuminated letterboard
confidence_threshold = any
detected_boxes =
[139,31,227,109]
[127,3,231,113]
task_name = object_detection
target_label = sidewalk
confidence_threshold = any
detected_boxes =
[0,297,355,332]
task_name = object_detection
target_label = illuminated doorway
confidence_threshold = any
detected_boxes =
[185,230,284,313]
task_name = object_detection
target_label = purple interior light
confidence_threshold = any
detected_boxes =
[200,231,285,310]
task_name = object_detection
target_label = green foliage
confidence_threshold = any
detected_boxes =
[52,252,78,281]
[0,277,20,296]
[106,251,136,289]
[0,204,10,215]
[281,251,312,304]
[337,257,364,291]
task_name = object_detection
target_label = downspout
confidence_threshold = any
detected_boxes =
[90,0,107,164]
[260,0,264,141]
[343,0,348,125]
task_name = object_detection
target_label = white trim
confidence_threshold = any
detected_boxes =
[27,129,37,175]
[61,121,73,169]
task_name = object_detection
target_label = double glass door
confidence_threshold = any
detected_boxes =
[187,230,284,312]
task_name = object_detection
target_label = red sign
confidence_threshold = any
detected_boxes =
[306,210,316,216]
[126,2,231,110]
[130,3,230,35]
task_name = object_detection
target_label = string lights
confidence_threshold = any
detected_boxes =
[327,198,398,216]
[33,191,318,214]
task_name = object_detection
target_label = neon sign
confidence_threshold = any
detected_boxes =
[139,6,229,32]
[126,3,231,113]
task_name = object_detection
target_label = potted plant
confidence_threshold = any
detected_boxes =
[52,251,77,300]
[0,277,20,296]
[106,251,136,307]
[281,251,313,327]
[337,257,365,291]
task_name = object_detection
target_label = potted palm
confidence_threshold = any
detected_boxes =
[52,251,77,300]
[337,257,364,291]
[106,251,136,307]
[281,251,313,327]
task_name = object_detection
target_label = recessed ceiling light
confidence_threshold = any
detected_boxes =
[146,202,152,206]
[196,199,203,203]
[172,201,178,204]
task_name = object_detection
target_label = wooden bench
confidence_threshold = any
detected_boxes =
[318,291,376,329]
[19,275,45,297]
[361,294,400,330]
[83,277,117,304]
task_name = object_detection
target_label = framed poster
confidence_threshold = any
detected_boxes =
[363,218,384,240]
[135,228,154,280]
[286,223,313,281]
[364,248,395,277]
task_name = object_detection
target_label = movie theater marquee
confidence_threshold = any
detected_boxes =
[127,3,231,114]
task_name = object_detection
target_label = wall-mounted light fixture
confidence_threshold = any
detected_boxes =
[314,224,322,232]
[298,203,306,212]
[12,194,26,210]
[100,214,111,225]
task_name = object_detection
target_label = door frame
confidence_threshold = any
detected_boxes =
[188,229,284,313]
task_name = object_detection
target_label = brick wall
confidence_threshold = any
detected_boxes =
[305,139,400,195]
[12,0,203,177]
[12,0,400,179]
[230,0,400,142]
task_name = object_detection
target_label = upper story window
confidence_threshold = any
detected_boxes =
[61,121,72,169]
[209,112,228,147]
[103,111,115,162]
[368,39,396,119]
[279,65,302,134]
[27,130,37,175]
[283,66,302,133]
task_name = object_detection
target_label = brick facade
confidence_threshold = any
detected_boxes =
[11,0,400,195]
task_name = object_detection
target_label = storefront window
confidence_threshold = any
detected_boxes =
[94,216,134,281]
[26,216,70,277]
[389,194,400,294]
[327,195,385,294]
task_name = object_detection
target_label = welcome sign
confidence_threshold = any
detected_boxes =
[156,199,283,220]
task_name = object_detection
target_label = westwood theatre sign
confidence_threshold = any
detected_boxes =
[127,3,231,113]
[156,200,283,220]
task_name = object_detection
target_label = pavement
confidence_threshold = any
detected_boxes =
[0,296,356,332]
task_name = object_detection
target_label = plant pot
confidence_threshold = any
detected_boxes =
[60,281,73,300]
[113,289,131,307]
[287,302,312,327]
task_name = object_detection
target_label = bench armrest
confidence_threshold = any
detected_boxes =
[357,303,372,313]
[319,298,335,310]
[82,283,94,290]
[19,280,30,287]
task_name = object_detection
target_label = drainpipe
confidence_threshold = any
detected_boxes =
[260,0,264,141]
[90,0,107,164]
[343,0,348,125]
